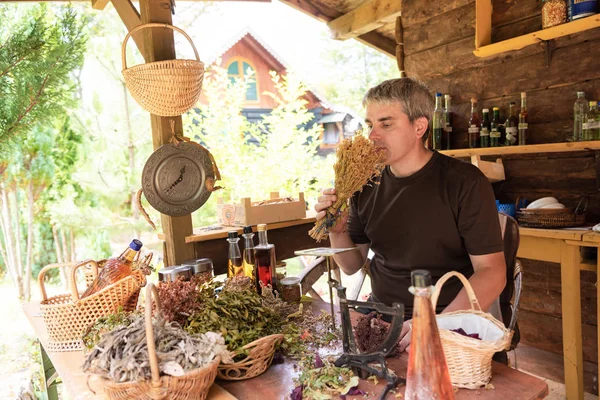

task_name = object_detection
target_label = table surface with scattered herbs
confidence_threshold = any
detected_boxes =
[23,293,549,400]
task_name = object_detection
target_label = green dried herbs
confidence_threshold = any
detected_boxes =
[293,355,359,400]
[82,307,136,350]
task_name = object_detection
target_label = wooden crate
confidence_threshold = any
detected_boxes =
[217,192,306,226]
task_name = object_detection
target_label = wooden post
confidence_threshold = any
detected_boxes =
[138,0,195,266]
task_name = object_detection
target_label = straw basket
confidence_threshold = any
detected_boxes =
[216,333,284,380]
[101,283,220,400]
[122,23,205,117]
[39,260,146,352]
[516,196,588,228]
[431,271,512,389]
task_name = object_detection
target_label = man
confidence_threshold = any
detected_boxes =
[314,78,506,352]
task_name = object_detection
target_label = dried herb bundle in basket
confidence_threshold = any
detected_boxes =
[309,133,386,241]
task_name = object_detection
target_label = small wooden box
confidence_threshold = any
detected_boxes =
[217,192,306,226]
[471,155,505,183]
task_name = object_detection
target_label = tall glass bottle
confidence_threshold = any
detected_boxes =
[432,93,443,150]
[405,270,454,400]
[253,224,277,292]
[242,225,256,280]
[227,231,244,278]
[504,102,518,146]
[480,109,491,148]
[518,92,528,145]
[573,92,589,141]
[442,94,453,150]
[468,98,480,148]
[582,101,596,141]
[490,107,501,147]
[585,101,600,140]
[82,239,142,298]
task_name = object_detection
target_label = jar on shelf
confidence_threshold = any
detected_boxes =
[542,0,567,29]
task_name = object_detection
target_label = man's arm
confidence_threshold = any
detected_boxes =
[329,231,369,275]
[442,251,507,313]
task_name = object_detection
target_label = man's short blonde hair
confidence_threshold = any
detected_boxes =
[363,78,434,142]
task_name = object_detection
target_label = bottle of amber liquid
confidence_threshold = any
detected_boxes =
[82,239,142,298]
[405,270,454,400]
[253,224,277,293]
[242,225,256,280]
[227,231,244,278]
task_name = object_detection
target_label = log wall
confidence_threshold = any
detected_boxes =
[402,0,600,393]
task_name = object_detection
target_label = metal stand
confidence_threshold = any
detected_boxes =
[334,285,405,400]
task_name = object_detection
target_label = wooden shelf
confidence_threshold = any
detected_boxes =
[474,8,600,58]
[440,141,600,158]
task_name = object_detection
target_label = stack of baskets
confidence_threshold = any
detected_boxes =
[431,271,512,389]
[38,259,146,352]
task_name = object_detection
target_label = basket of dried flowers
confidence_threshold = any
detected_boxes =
[84,283,231,400]
[38,260,146,352]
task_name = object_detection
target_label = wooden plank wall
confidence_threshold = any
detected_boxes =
[402,0,599,393]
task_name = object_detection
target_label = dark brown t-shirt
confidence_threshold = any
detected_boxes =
[348,151,503,316]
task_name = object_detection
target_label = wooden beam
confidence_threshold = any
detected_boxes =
[440,140,600,158]
[91,0,109,10]
[138,0,195,266]
[327,0,402,40]
[111,0,147,61]
[475,0,492,49]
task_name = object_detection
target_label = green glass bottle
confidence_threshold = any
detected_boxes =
[490,107,501,147]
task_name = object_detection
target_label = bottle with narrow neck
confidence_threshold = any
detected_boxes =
[573,92,588,141]
[583,101,597,141]
[227,231,243,278]
[468,98,480,148]
[585,101,600,141]
[242,225,256,280]
[432,93,443,150]
[405,270,454,400]
[518,92,528,145]
[82,239,142,298]
[480,109,491,148]
[505,102,518,146]
[490,107,501,147]
[442,94,452,150]
[253,224,277,293]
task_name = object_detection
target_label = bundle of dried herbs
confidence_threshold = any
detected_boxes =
[82,307,137,350]
[354,311,399,356]
[186,282,283,354]
[280,307,341,359]
[157,278,205,327]
[309,133,386,241]
[83,314,231,383]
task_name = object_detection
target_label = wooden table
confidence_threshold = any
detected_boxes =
[24,300,548,400]
[182,215,328,275]
[517,227,600,400]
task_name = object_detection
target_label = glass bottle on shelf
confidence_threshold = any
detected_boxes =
[242,225,256,280]
[518,92,528,145]
[468,98,480,148]
[442,94,453,150]
[227,231,244,278]
[585,101,600,140]
[573,92,589,141]
[490,107,501,147]
[505,102,518,146]
[253,224,277,293]
[82,239,142,298]
[542,0,567,29]
[480,108,491,148]
[582,101,596,141]
[405,270,455,400]
[432,93,443,150]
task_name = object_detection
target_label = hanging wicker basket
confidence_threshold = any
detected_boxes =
[38,260,146,352]
[431,271,512,389]
[100,283,220,400]
[122,23,204,117]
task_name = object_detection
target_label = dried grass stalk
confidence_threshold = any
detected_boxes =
[309,133,385,241]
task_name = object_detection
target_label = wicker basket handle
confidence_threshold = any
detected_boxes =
[431,271,482,312]
[69,260,100,302]
[144,283,164,391]
[37,262,78,301]
[121,23,201,71]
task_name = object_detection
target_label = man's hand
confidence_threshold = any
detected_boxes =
[398,319,412,353]
[314,188,348,234]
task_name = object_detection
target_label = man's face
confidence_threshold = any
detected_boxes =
[365,101,422,166]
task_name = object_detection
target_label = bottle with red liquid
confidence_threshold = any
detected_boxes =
[253,224,277,293]
[404,270,454,400]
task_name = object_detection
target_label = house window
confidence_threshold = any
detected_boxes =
[323,123,338,144]
[227,59,258,101]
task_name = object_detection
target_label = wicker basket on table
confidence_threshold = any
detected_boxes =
[121,23,205,117]
[216,333,284,380]
[38,260,146,352]
[516,196,588,228]
[431,271,512,389]
[101,283,220,400]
